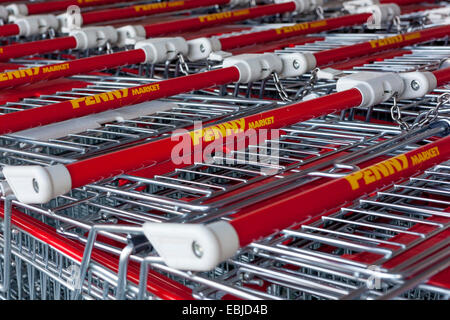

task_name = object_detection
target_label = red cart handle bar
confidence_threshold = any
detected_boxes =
[0,22,448,90]
[2,67,449,202]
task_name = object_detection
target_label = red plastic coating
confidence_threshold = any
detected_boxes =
[231,134,450,247]
[0,23,20,38]
[143,2,297,37]
[82,0,230,25]
[0,48,146,89]
[313,24,450,66]
[26,0,135,15]
[219,13,372,50]
[0,66,241,136]
[0,36,78,62]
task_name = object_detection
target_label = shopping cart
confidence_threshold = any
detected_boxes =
[2,106,448,300]
[0,79,449,300]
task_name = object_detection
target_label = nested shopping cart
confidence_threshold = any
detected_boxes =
[1,100,449,299]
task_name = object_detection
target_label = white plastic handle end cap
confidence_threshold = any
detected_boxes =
[186,37,221,62]
[3,164,72,204]
[142,221,239,271]
[0,6,9,21]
